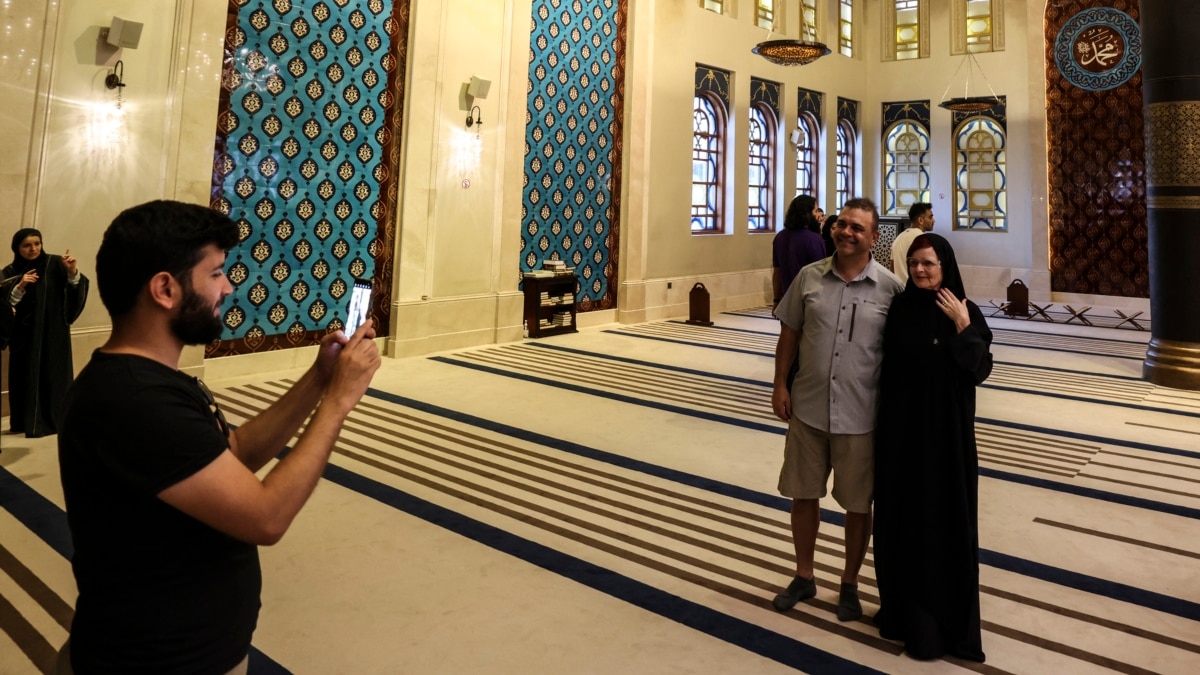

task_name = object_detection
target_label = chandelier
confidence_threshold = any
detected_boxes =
[752,39,831,67]
[938,52,1001,112]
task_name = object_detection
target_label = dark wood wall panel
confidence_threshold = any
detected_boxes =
[1045,1,1148,297]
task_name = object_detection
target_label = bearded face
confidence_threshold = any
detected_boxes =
[169,277,224,345]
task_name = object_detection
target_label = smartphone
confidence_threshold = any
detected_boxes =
[344,279,372,337]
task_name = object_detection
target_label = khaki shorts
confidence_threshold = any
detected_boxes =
[777,418,874,513]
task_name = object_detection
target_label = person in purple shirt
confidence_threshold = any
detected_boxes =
[772,194,828,316]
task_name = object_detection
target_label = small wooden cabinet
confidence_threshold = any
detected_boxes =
[522,274,578,338]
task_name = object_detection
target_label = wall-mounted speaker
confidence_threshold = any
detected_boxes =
[106,17,144,49]
[467,76,492,100]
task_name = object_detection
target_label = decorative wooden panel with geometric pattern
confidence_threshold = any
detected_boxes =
[1045,1,1148,297]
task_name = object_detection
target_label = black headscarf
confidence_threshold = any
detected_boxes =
[896,232,970,344]
[904,232,966,300]
[9,228,46,275]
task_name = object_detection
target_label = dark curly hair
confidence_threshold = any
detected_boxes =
[784,194,819,232]
[96,200,239,319]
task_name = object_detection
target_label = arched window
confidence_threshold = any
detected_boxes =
[794,112,819,199]
[882,120,931,215]
[835,119,856,209]
[953,116,1007,230]
[692,92,727,233]
[748,103,777,232]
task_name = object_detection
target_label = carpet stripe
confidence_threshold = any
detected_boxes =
[0,542,72,630]
[0,470,295,674]
[432,349,1200,514]
[1032,518,1200,561]
[0,591,57,675]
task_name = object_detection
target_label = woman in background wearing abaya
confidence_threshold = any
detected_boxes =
[872,232,992,662]
[3,229,89,438]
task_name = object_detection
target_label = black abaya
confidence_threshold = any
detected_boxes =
[872,235,993,662]
[3,254,89,437]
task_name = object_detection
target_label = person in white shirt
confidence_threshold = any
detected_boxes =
[891,203,935,283]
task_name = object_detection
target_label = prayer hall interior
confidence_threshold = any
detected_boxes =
[2,1,1197,673]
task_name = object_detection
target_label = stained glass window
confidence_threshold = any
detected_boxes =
[967,0,993,53]
[756,0,774,30]
[953,117,1007,230]
[801,0,818,42]
[748,103,777,232]
[836,120,856,209]
[882,120,930,215]
[795,112,819,199]
[839,0,854,57]
[692,93,726,233]
[895,0,920,60]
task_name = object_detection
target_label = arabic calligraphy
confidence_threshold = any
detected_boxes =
[1073,25,1125,73]
[1055,10,1141,91]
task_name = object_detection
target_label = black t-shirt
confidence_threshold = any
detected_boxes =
[59,351,260,674]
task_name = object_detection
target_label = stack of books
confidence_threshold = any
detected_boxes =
[538,292,573,306]
[542,259,576,276]
[551,311,573,327]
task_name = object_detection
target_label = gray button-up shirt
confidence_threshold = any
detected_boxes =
[777,256,903,435]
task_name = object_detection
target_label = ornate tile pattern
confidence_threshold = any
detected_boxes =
[209,0,407,356]
[522,0,627,311]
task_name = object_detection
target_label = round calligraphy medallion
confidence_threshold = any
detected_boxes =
[1054,8,1141,91]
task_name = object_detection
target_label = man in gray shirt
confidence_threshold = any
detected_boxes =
[769,197,903,621]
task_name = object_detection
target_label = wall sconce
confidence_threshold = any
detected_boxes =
[105,60,126,90]
[465,105,482,133]
[462,76,491,136]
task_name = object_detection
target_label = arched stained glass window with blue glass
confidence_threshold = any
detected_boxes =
[748,103,777,232]
[883,120,931,215]
[692,92,726,233]
[954,116,1007,230]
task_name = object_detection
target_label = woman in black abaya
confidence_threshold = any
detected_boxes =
[872,232,992,662]
[3,229,89,437]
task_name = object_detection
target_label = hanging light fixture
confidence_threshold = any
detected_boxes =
[938,52,1002,112]
[753,39,831,67]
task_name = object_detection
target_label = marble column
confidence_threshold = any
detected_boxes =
[1141,0,1200,390]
